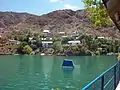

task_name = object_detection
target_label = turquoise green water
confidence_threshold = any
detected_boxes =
[0,55,117,90]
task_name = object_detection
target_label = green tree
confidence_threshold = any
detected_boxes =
[53,41,63,54]
[23,45,33,55]
[16,42,28,54]
[90,40,98,52]
[53,37,63,54]
[62,37,74,44]
[82,0,111,27]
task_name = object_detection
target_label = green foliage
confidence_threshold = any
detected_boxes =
[61,37,74,44]
[19,42,28,48]
[53,37,63,54]
[16,42,28,54]
[78,34,120,55]
[23,45,33,55]
[9,29,120,56]
[90,40,98,51]
[53,41,63,53]
[30,44,37,50]
[53,36,61,42]
[82,0,112,27]
[95,50,100,55]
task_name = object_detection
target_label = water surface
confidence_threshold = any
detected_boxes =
[0,55,117,90]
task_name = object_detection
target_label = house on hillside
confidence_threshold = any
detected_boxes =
[43,30,52,37]
[42,41,53,48]
[43,30,50,34]
[58,32,65,35]
[105,37,112,40]
[68,40,81,45]
[41,37,52,41]
[29,37,33,41]
[98,36,105,39]
[28,37,37,44]
[8,39,21,45]
[62,36,68,38]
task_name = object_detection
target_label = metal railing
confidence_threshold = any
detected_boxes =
[82,61,120,90]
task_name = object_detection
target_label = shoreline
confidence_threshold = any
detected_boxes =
[0,53,117,56]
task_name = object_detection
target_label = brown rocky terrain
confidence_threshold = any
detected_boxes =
[0,9,120,39]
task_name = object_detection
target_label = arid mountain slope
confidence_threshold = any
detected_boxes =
[0,10,120,39]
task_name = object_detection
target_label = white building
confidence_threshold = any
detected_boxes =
[9,39,21,45]
[68,40,81,45]
[29,37,33,41]
[58,32,65,34]
[42,41,53,48]
[105,37,112,40]
[43,30,50,33]
[98,37,105,39]
[49,38,52,40]
[62,36,68,38]
[41,37,52,40]
[41,38,47,40]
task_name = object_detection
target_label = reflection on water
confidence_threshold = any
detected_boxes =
[62,68,74,78]
[0,55,117,90]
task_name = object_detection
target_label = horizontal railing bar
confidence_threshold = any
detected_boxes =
[82,62,118,90]
[101,63,117,77]
[104,76,114,89]
[82,75,102,90]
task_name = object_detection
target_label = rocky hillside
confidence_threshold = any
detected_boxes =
[0,10,120,39]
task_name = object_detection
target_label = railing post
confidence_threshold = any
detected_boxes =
[101,75,104,90]
[114,65,116,89]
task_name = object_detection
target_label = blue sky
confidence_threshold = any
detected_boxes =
[0,0,85,15]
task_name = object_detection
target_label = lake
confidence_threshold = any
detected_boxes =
[0,55,117,90]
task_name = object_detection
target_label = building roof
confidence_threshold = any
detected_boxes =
[58,32,65,34]
[49,38,52,40]
[42,41,53,44]
[98,37,105,39]
[43,30,50,33]
[29,37,33,40]
[62,36,68,38]
[9,39,17,42]
[68,40,81,43]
